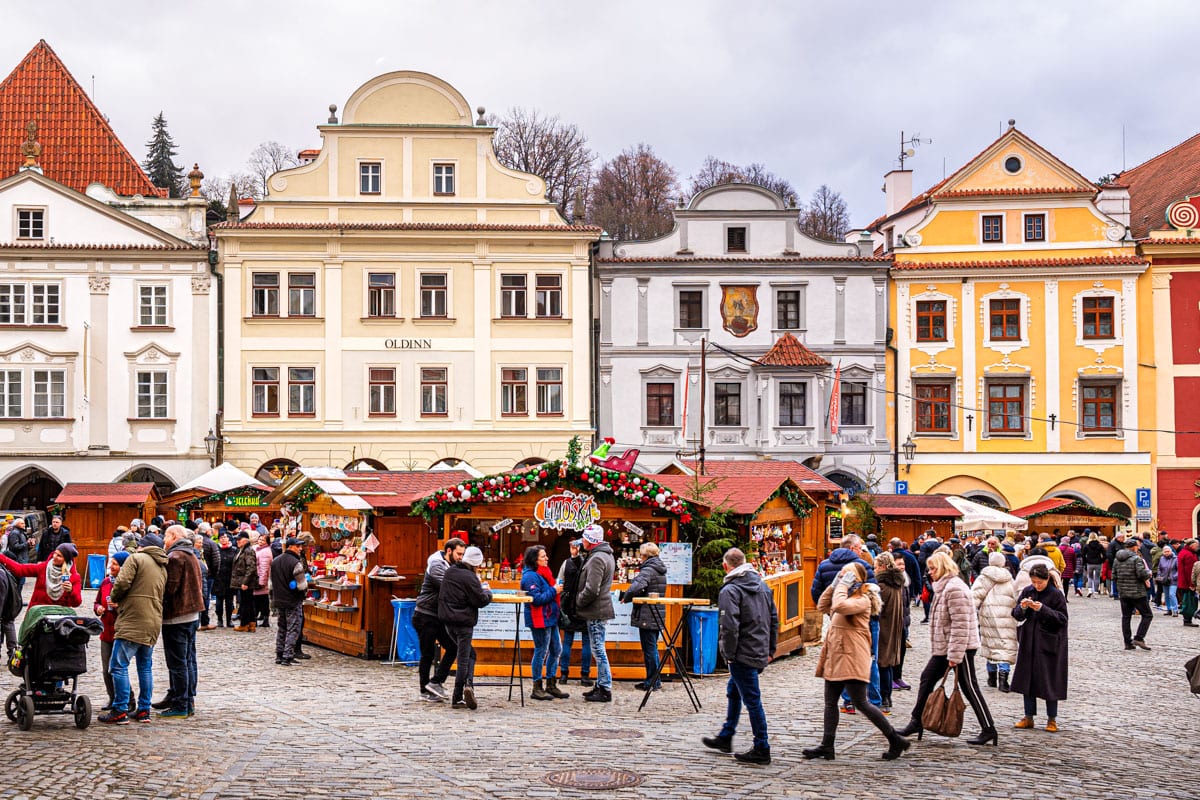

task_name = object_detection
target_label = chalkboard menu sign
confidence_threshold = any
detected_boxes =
[828,515,843,540]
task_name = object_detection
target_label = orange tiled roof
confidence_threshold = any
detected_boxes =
[0,241,202,251]
[55,483,156,504]
[892,255,1145,271]
[597,255,890,264]
[934,186,1092,198]
[0,41,160,196]
[1117,131,1200,239]
[670,459,843,492]
[759,332,830,367]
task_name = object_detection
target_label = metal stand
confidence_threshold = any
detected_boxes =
[638,604,702,713]
[471,601,526,706]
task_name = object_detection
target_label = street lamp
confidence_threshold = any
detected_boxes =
[203,428,220,467]
[902,434,917,474]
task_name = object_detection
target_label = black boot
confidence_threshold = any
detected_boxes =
[986,671,997,688]
[701,734,732,753]
[966,727,999,746]
[998,673,1010,693]
[734,746,771,765]
[895,718,923,741]
[802,738,836,760]
[531,680,552,701]
[882,732,911,760]
[545,678,569,699]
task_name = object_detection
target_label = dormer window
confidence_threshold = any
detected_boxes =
[726,226,747,253]
[359,162,381,195]
[433,163,455,195]
[16,208,44,240]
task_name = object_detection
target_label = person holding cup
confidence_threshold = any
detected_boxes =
[0,541,82,609]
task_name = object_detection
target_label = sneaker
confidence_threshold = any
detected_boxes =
[99,710,130,725]
[133,709,151,723]
[151,698,172,710]
[451,700,469,709]
[840,705,856,715]
[279,658,296,666]
[159,708,190,719]
[293,651,312,660]
[425,682,448,701]
[463,687,477,710]
[419,690,443,703]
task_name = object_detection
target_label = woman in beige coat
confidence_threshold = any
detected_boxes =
[805,562,910,761]
[972,551,1019,693]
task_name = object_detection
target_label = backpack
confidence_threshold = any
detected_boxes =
[0,567,23,623]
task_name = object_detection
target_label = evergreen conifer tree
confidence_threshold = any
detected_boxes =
[143,112,183,198]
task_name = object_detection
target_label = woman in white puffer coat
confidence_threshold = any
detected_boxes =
[972,551,1019,693]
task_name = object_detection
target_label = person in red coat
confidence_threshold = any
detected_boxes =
[1177,539,1200,627]
[0,542,82,609]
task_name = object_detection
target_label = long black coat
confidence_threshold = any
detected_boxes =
[1010,584,1069,702]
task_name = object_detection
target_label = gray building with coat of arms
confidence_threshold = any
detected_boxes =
[595,183,893,489]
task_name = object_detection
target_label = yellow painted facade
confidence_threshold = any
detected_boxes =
[215,72,599,480]
[879,127,1152,524]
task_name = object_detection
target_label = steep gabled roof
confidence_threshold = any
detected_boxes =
[759,333,830,367]
[1117,131,1200,239]
[55,483,157,505]
[0,40,160,196]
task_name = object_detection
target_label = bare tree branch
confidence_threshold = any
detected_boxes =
[688,156,797,205]
[247,141,300,197]
[588,143,679,241]
[488,107,595,219]
[799,184,851,241]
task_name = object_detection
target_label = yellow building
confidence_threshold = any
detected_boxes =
[872,124,1151,524]
[214,72,599,480]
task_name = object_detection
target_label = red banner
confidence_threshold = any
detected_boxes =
[828,362,842,435]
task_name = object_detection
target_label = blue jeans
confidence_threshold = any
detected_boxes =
[529,625,562,682]
[110,639,154,713]
[985,660,1011,675]
[718,661,769,750]
[161,621,199,711]
[1023,694,1058,719]
[842,617,882,707]
[1166,584,1179,614]
[559,627,592,679]
[586,620,612,690]
[638,628,661,688]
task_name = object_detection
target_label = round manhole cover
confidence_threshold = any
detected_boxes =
[568,727,644,739]
[543,768,644,790]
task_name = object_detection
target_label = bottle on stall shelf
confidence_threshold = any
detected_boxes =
[500,558,511,582]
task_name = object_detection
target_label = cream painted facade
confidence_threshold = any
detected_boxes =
[215,72,599,479]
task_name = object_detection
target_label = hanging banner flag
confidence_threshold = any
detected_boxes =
[828,361,842,435]
[680,365,690,444]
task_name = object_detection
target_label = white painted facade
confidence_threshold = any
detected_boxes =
[596,184,893,488]
[0,168,214,508]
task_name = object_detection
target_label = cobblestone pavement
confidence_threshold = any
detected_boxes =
[2,586,1196,800]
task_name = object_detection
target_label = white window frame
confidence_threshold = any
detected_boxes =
[536,367,564,416]
[359,161,382,195]
[979,288,1031,355]
[772,283,806,333]
[32,369,65,418]
[0,370,21,418]
[432,161,457,195]
[1021,211,1047,243]
[135,370,169,419]
[535,274,563,318]
[417,271,449,318]
[15,206,45,240]
[251,272,280,317]
[500,274,528,318]
[366,273,396,318]
[420,366,449,416]
[1074,288,1122,351]
[138,283,170,326]
[982,377,1031,440]
[1076,376,1123,439]
[777,381,808,427]
[367,366,397,417]
[500,367,528,416]
[713,380,744,427]
[251,366,280,416]
[0,281,60,325]
[288,367,316,416]
[674,284,707,331]
[979,212,1005,244]
[288,273,317,317]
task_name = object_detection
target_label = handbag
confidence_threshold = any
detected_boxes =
[921,666,966,737]
[919,584,931,604]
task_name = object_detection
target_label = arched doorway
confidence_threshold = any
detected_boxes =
[118,466,177,498]
[825,471,866,496]
[345,458,388,471]
[1108,501,1131,519]
[514,457,547,469]
[1046,490,1093,505]
[256,458,300,487]
[0,466,62,511]
[963,492,1008,511]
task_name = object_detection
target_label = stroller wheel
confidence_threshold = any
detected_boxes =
[4,690,18,722]
[73,695,91,730]
[16,695,34,731]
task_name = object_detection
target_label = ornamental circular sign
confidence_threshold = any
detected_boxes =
[534,490,600,531]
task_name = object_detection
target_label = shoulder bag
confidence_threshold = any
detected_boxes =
[921,666,965,737]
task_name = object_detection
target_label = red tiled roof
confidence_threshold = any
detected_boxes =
[0,242,202,251]
[1117,131,1200,239]
[1139,235,1200,246]
[297,149,319,158]
[760,333,830,367]
[934,187,1092,198]
[1008,498,1127,520]
[55,483,156,505]
[892,255,1145,271]
[342,470,474,509]
[871,494,961,519]
[670,459,842,492]
[653,475,796,516]
[0,41,160,196]
[597,255,890,264]
[216,221,602,233]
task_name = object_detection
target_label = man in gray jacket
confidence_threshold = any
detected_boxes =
[1113,536,1153,650]
[574,524,615,703]
[703,547,778,765]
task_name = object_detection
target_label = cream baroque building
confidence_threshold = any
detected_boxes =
[215,72,599,480]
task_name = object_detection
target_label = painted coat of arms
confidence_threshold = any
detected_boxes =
[720,285,759,337]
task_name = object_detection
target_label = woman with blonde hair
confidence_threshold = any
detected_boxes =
[897,551,997,746]
[805,562,910,761]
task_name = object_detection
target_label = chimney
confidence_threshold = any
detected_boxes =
[883,169,913,218]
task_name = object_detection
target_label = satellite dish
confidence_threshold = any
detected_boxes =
[906,148,916,157]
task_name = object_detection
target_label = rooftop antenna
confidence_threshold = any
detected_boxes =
[898,130,931,169]
[1122,124,1126,171]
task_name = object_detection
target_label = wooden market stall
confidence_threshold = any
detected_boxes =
[53,483,158,570]
[1008,498,1129,538]
[412,460,695,679]
[866,494,961,545]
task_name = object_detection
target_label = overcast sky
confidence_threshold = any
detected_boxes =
[4,1,1198,226]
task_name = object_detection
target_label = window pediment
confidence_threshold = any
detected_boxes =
[124,343,180,365]
[0,341,76,364]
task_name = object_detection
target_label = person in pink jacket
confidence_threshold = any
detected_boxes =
[254,533,273,628]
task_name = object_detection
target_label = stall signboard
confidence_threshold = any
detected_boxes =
[534,491,600,531]
[225,495,266,507]
[474,591,640,642]
[659,542,693,585]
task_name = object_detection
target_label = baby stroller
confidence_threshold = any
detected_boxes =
[5,605,103,731]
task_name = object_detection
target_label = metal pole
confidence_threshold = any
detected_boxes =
[699,337,706,476]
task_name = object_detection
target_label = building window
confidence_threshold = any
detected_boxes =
[288,273,316,317]
[987,382,1025,435]
[501,274,527,317]
[359,162,381,194]
[0,284,24,324]
[501,368,527,415]
[0,371,20,418]
[288,367,315,415]
[433,163,455,195]
[136,371,168,419]
[16,209,44,240]
[778,382,806,427]
[252,367,279,416]
[535,274,562,318]
[29,284,59,325]
[1081,382,1118,433]
[1024,214,1045,242]
[714,382,742,426]
[367,273,395,318]
[776,290,801,330]
[679,290,704,329]
[988,298,1021,341]
[33,369,64,418]
[645,382,674,426]
[1082,296,1114,339]
[915,300,947,342]
[982,215,1003,243]
[536,368,563,415]
[139,285,168,326]
[368,367,396,416]
[420,368,448,416]
[420,273,448,318]
[915,381,953,433]
[0,283,59,325]
[841,381,867,426]
[252,273,279,317]
[726,226,747,253]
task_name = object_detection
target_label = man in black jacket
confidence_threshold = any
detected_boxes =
[271,537,309,666]
[438,546,491,710]
[414,537,465,701]
[703,547,779,765]
[36,515,71,563]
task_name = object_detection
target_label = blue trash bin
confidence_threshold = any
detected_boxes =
[86,554,106,589]
[390,598,420,665]
[688,607,719,675]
